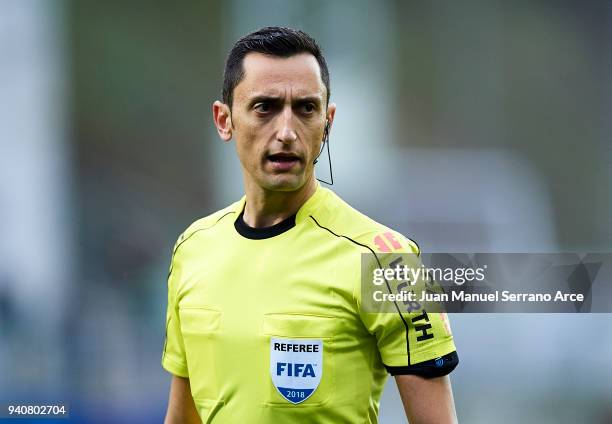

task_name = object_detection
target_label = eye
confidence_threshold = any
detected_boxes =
[300,103,316,114]
[254,102,271,113]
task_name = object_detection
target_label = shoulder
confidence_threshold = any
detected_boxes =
[309,188,420,255]
[171,200,241,256]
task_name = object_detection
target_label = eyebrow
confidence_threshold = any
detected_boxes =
[248,95,281,106]
[293,96,323,105]
[247,94,323,107]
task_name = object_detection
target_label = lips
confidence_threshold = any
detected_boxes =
[266,153,301,171]
[267,153,301,162]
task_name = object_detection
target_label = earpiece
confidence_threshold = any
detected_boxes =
[323,120,330,142]
[315,121,330,165]
[314,120,334,185]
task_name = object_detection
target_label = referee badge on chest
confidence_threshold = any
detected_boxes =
[270,338,322,404]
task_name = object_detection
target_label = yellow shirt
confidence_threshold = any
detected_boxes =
[162,185,457,423]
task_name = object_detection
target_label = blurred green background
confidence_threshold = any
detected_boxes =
[1,0,611,422]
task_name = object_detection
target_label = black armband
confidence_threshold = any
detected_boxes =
[384,351,458,378]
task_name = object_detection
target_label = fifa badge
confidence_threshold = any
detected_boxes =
[270,338,322,404]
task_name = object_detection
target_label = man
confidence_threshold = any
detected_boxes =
[162,27,458,423]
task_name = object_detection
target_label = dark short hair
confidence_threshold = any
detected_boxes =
[222,26,330,108]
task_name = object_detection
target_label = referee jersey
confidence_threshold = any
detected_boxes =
[162,185,457,423]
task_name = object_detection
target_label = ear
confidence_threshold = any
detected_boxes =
[325,103,337,133]
[213,101,233,141]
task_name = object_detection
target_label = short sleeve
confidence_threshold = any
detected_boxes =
[161,247,189,377]
[357,230,458,377]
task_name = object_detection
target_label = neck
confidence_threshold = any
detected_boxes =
[242,177,317,228]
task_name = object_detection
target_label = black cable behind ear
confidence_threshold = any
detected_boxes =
[315,120,334,185]
[313,121,328,165]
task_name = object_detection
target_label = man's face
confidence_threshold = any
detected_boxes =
[224,52,334,192]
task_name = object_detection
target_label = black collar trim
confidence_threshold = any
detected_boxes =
[234,210,296,240]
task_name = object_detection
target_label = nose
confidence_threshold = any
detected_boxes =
[276,107,297,144]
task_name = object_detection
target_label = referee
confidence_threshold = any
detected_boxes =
[162,27,458,424]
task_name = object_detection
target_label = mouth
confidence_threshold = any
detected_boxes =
[266,153,301,171]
